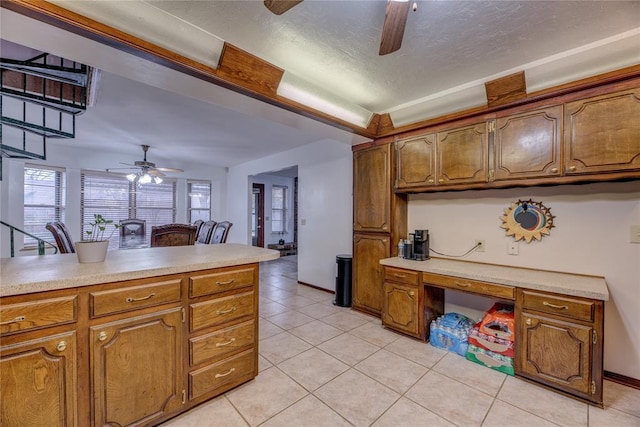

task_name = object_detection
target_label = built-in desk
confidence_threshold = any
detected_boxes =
[379,257,608,406]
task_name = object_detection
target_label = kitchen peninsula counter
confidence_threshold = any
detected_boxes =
[1,243,279,297]
[1,243,279,426]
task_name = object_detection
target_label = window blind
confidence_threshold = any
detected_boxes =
[81,170,176,250]
[24,164,66,246]
[271,185,287,233]
[187,180,211,223]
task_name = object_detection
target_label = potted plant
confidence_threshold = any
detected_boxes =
[76,214,119,263]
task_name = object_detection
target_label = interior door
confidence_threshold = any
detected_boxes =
[252,184,264,247]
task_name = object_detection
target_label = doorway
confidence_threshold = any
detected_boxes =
[251,183,264,247]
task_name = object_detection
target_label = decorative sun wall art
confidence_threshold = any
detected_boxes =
[500,199,555,242]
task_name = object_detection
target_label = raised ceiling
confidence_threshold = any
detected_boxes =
[2,1,639,168]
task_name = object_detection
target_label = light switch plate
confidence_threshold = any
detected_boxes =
[631,224,640,244]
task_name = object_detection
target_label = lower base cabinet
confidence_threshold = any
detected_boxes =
[90,308,184,427]
[0,331,77,427]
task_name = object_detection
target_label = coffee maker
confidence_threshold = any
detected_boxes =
[412,229,430,261]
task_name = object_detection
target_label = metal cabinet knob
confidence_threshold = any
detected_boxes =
[551,167,558,173]
[98,331,108,341]
[525,318,532,326]
[57,341,67,352]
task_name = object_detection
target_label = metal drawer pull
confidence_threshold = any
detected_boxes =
[216,307,237,315]
[542,301,569,310]
[454,282,472,288]
[216,338,236,347]
[215,368,236,378]
[57,341,67,352]
[393,274,407,278]
[216,279,235,286]
[126,293,156,303]
[0,316,26,325]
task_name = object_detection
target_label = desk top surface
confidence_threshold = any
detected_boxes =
[380,257,609,301]
[1,244,279,297]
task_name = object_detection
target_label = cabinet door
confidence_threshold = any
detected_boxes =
[353,233,389,315]
[353,145,391,232]
[564,88,640,174]
[437,122,489,185]
[1,331,77,427]
[517,312,593,398]
[382,282,421,337]
[91,308,183,427]
[494,105,562,180]
[395,135,436,189]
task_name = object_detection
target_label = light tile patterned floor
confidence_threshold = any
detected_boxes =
[162,256,640,427]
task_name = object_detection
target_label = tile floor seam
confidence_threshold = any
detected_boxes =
[221,394,251,427]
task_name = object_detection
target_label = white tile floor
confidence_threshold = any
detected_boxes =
[162,256,640,427]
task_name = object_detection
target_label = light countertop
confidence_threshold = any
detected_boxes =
[380,257,609,301]
[1,244,279,297]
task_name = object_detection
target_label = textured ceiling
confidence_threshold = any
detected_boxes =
[2,1,640,169]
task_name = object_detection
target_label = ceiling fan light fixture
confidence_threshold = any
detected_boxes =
[139,173,152,184]
[153,176,163,184]
[126,173,137,182]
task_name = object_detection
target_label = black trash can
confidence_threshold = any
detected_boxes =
[334,254,352,307]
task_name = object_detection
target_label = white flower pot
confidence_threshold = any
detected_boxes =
[76,240,109,263]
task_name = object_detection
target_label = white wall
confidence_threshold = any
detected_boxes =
[252,174,296,246]
[0,144,227,258]
[227,139,353,291]
[408,181,640,379]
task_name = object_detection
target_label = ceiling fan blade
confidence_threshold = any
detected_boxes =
[379,0,411,56]
[148,169,166,177]
[155,167,184,173]
[264,0,302,15]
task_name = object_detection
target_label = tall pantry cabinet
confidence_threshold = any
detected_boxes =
[353,143,407,316]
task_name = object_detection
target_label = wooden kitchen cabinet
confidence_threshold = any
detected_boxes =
[516,289,604,404]
[437,121,489,186]
[90,307,184,427]
[493,105,563,181]
[1,331,77,427]
[382,267,423,338]
[352,143,406,316]
[564,88,640,175]
[353,144,393,233]
[353,233,389,316]
[395,134,436,189]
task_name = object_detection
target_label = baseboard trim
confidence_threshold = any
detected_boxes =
[604,371,640,390]
[297,281,334,294]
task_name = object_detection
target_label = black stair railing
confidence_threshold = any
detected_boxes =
[0,220,58,257]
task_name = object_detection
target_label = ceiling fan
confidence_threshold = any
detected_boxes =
[107,144,183,184]
[263,0,412,55]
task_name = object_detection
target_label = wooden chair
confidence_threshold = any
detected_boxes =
[195,220,217,244]
[209,221,232,244]
[120,219,147,248]
[150,224,197,247]
[45,221,76,253]
[192,219,204,237]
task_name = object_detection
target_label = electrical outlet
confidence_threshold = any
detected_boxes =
[631,224,640,243]
[475,240,485,252]
[508,241,519,255]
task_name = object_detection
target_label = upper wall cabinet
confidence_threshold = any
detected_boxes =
[395,121,489,191]
[354,145,392,232]
[564,88,640,175]
[438,122,489,186]
[395,134,436,189]
[493,105,562,181]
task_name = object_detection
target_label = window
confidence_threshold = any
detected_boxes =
[81,170,176,249]
[187,180,211,223]
[271,185,287,233]
[24,164,66,246]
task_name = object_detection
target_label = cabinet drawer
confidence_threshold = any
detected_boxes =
[521,290,595,322]
[90,279,182,317]
[190,266,256,298]
[190,320,255,365]
[0,296,77,335]
[384,267,420,285]
[190,291,255,332]
[189,349,255,399]
[422,273,515,300]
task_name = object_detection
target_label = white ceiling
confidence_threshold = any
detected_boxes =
[1,1,639,170]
